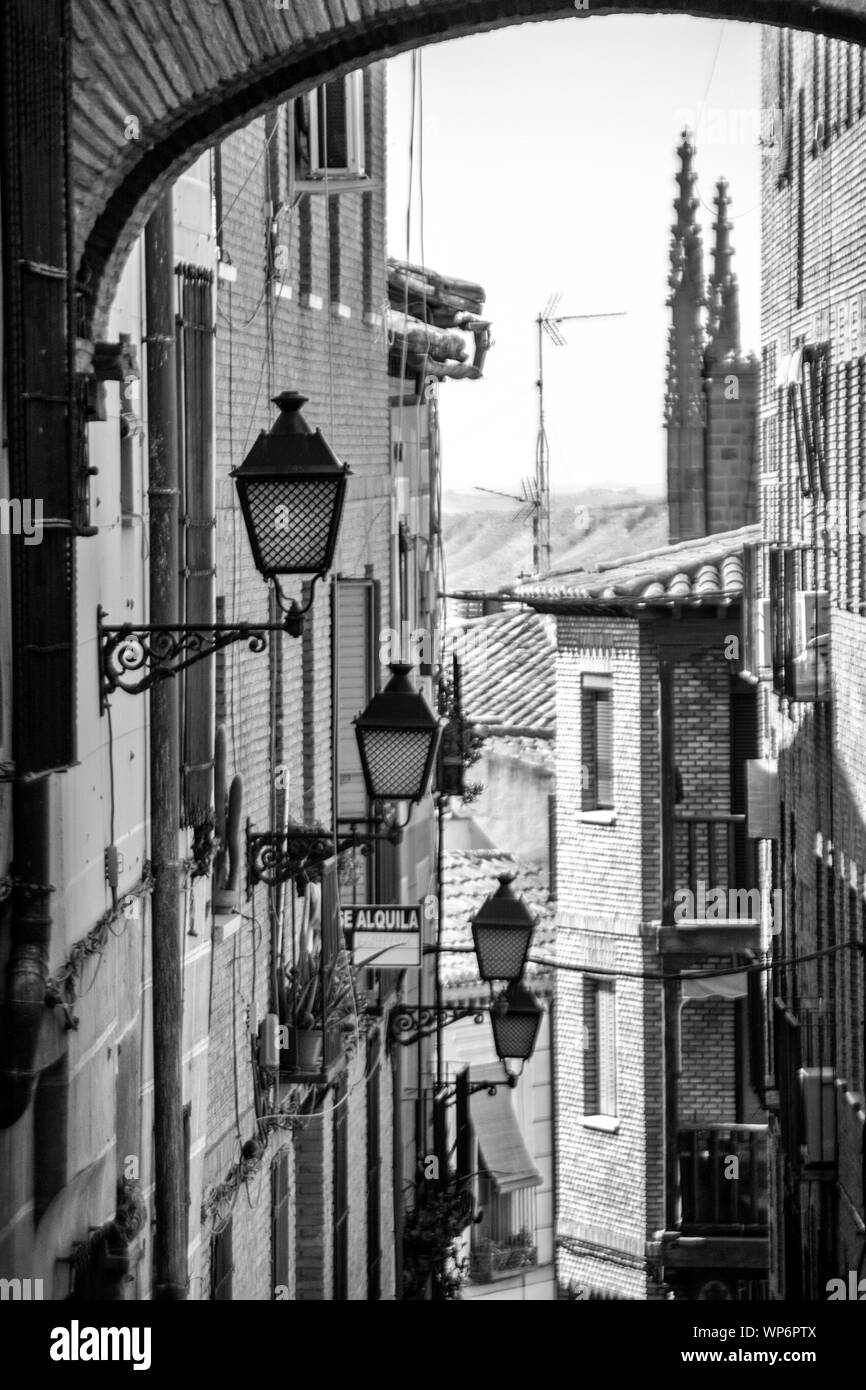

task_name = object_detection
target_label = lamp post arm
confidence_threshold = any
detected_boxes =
[98,606,302,706]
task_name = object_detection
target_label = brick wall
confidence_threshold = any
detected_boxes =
[553,608,758,1297]
[679,1001,737,1124]
[761,25,866,1294]
[200,64,400,1301]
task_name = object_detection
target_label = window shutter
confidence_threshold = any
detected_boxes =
[211,1220,233,1300]
[271,1150,291,1298]
[177,264,215,828]
[595,691,614,809]
[333,579,375,820]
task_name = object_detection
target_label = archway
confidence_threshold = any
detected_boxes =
[72,0,866,332]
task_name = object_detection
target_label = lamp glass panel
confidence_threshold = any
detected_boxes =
[243,478,339,573]
[359,728,434,800]
[474,926,531,982]
[492,1010,540,1062]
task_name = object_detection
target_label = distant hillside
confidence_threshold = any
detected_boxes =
[443,489,669,592]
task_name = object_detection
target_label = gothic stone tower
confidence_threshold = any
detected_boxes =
[664,135,759,543]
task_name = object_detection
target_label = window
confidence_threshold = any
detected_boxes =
[272,1149,291,1299]
[290,71,368,192]
[210,1220,233,1300]
[581,674,613,811]
[769,547,830,702]
[584,978,617,1118]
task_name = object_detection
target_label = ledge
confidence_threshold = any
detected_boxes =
[273,281,293,301]
[363,311,383,328]
[575,810,617,826]
[217,261,237,283]
[581,1114,620,1134]
[300,292,323,311]
[330,301,351,319]
[212,910,242,944]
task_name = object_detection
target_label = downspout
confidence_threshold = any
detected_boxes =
[144,194,186,1300]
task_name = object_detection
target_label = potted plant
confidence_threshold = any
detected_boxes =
[285,945,357,1073]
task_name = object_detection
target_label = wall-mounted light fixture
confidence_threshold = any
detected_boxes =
[99,391,349,703]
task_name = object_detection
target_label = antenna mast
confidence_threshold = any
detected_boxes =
[534,298,627,574]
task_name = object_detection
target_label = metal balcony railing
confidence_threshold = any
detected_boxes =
[673,811,755,914]
[678,1125,769,1234]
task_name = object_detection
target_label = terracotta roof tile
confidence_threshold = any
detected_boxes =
[515,524,759,609]
[449,607,556,734]
[439,848,555,991]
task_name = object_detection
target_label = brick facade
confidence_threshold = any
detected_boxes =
[759,26,866,1300]
[192,66,409,1302]
[552,609,758,1298]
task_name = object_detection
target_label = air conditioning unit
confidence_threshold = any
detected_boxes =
[788,589,830,701]
[259,1012,281,1069]
[798,1066,836,1166]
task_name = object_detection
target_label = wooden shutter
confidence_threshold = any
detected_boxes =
[2,0,76,773]
[596,982,617,1117]
[272,1149,291,1298]
[211,1220,233,1300]
[333,579,376,820]
[595,691,614,809]
[176,264,215,826]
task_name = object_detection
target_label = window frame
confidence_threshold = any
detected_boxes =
[581,673,614,814]
[583,977,618,1122]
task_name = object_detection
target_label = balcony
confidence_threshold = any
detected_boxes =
[469,1179,539,1285]
[678,1125,769,1235]
[660,812,762,954]
[655,1125,770,1288]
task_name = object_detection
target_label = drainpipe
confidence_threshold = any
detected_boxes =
[144,193,186,1300]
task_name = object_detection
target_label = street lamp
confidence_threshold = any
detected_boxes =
[231,390,349,596]
[246,664,442,887]
[354,663,442,804]
[490,981,543,1072]
[471,871,536,982]
[99,391,349,700]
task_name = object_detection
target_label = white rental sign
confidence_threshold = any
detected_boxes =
[341,904,422,969]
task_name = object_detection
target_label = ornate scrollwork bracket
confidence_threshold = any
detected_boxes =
[245,813,407,895]
[98,605,299,707]
[387,1003,489,1047]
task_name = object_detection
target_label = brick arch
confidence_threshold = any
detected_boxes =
[75,0,866,332]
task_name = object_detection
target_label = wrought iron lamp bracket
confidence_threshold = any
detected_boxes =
[98,605,300,707]
[245,811,405,892]
[388,1003,489,1047]
[272,571,325,635]
[437,1074,517,1102]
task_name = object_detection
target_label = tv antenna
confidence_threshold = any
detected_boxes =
[534,296,627,574]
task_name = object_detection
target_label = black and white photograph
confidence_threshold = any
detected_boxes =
[0,0,864,1359]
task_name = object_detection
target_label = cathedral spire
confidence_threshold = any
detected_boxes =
[664,131,704,429]
[706,178,741,364]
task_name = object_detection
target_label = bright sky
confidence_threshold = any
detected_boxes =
[386,14,763,501]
